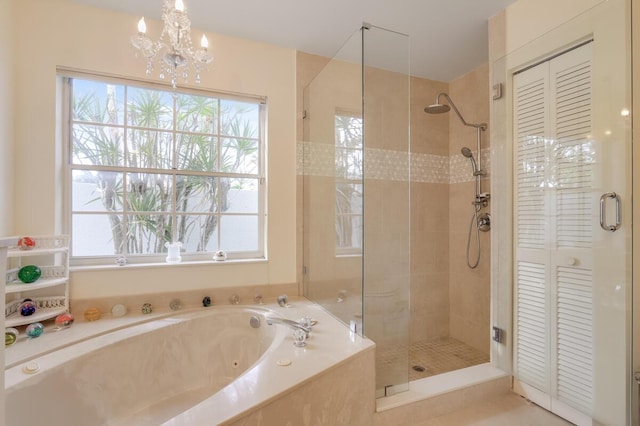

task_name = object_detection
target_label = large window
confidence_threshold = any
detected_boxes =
[334,112,363,255]
[64,74,266,264]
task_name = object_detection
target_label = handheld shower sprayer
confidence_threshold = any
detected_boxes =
[461,147,478,175]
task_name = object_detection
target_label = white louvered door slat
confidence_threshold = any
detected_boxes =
[514,60,551,400]
[549,44,594,418]
[514,42,595,424]
[516,260,548,391]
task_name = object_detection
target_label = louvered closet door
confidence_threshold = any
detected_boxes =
[514,43,598,425]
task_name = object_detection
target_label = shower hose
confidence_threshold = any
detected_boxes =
[466,204,482,269]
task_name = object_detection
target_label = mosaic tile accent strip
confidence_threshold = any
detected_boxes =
[364,148,410,181]
[297,141,490,184]
[297,141,335,177]
[412,152,450,184]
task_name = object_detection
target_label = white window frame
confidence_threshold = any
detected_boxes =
[60,70,267,266]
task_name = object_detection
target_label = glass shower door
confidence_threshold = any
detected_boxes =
[302,24,411,397]
[361,24,411,397]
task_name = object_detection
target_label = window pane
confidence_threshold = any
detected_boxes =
[127,129,173,169]
[336,182,363,249]
[176,94,217,133]
[178,214,219,252]
[126,173,174,212]
[125,214,171,254]
[72,213,124,256]
[73,79,124,125]
[225,178,259,213]
[72,124,124,166]
[72,170,123,212]
[127,87,173,130]
[176,175,218,213]
[221,138,259,174]
[220,215,258,251]
[335,147,363,179]
[220,100,259,138]
[176,134,217,172]
[335,115,363,148]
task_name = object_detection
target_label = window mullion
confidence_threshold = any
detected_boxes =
[171,92,178,243]
[123,85,130,257]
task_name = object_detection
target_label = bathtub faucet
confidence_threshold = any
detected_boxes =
[265,317,311,335]
[266,317,312,347]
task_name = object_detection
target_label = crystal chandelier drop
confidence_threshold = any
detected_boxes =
[131,0,213,88]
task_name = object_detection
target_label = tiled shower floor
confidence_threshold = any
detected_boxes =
[378,337,490,381]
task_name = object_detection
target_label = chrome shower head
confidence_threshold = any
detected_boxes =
[424,92,487,130]
[424,103,451,114]
[461,147,473,158]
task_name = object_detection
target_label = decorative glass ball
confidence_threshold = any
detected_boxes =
[19,299,36,316]
[18,237,36,250]
[26,323,44,338]
[111,304,127,317]
[18,265,41,283]
[55,313,74,328]
[84,308,101,321]
[5,328,19,346]
[141,303,153,314]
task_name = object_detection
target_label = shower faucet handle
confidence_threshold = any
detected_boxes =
[473,193,491,207]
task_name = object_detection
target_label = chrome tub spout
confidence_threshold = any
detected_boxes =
[265,317,311,334]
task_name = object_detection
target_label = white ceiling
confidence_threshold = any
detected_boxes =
[71,0,517,82]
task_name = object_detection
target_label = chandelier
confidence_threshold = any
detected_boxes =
[131,0,213,88]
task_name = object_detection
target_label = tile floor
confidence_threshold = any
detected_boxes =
[377,337,490,382]
[415,393,573,426]
[408,338,490,380]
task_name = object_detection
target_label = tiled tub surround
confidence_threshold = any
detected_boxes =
[5,298,375,426]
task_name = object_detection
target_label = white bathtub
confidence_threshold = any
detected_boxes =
[5,299,374,425]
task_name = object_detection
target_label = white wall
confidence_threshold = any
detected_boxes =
[9,0,297,298]
[503,0,604,54]
[0,0,15,236]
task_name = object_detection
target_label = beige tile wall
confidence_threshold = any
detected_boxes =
[409,76,450,344]
[448,64,491,354]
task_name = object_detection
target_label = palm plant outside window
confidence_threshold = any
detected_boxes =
[65,74,265,264]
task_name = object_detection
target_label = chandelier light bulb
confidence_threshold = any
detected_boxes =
[137,17,147,34]
[175,0,185,12]
[201,34,209,49]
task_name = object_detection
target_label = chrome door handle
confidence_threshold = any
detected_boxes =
[600,192,621,232]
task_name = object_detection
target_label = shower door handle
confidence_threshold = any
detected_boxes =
[600,192,621,232]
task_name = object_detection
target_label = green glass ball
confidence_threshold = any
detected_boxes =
[18,265,41,283]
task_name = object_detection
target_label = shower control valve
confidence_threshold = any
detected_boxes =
[473,193,491,207]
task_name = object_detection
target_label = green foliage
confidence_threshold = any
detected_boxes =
[71,80,259,255]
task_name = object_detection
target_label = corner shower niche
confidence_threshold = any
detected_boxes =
[4,235,69,327]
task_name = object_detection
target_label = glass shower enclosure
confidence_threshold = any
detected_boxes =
[302,24,411,397]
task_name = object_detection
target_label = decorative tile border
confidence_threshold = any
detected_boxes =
[297,141,490,184]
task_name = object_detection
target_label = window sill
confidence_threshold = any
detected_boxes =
[70,257,268,273]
